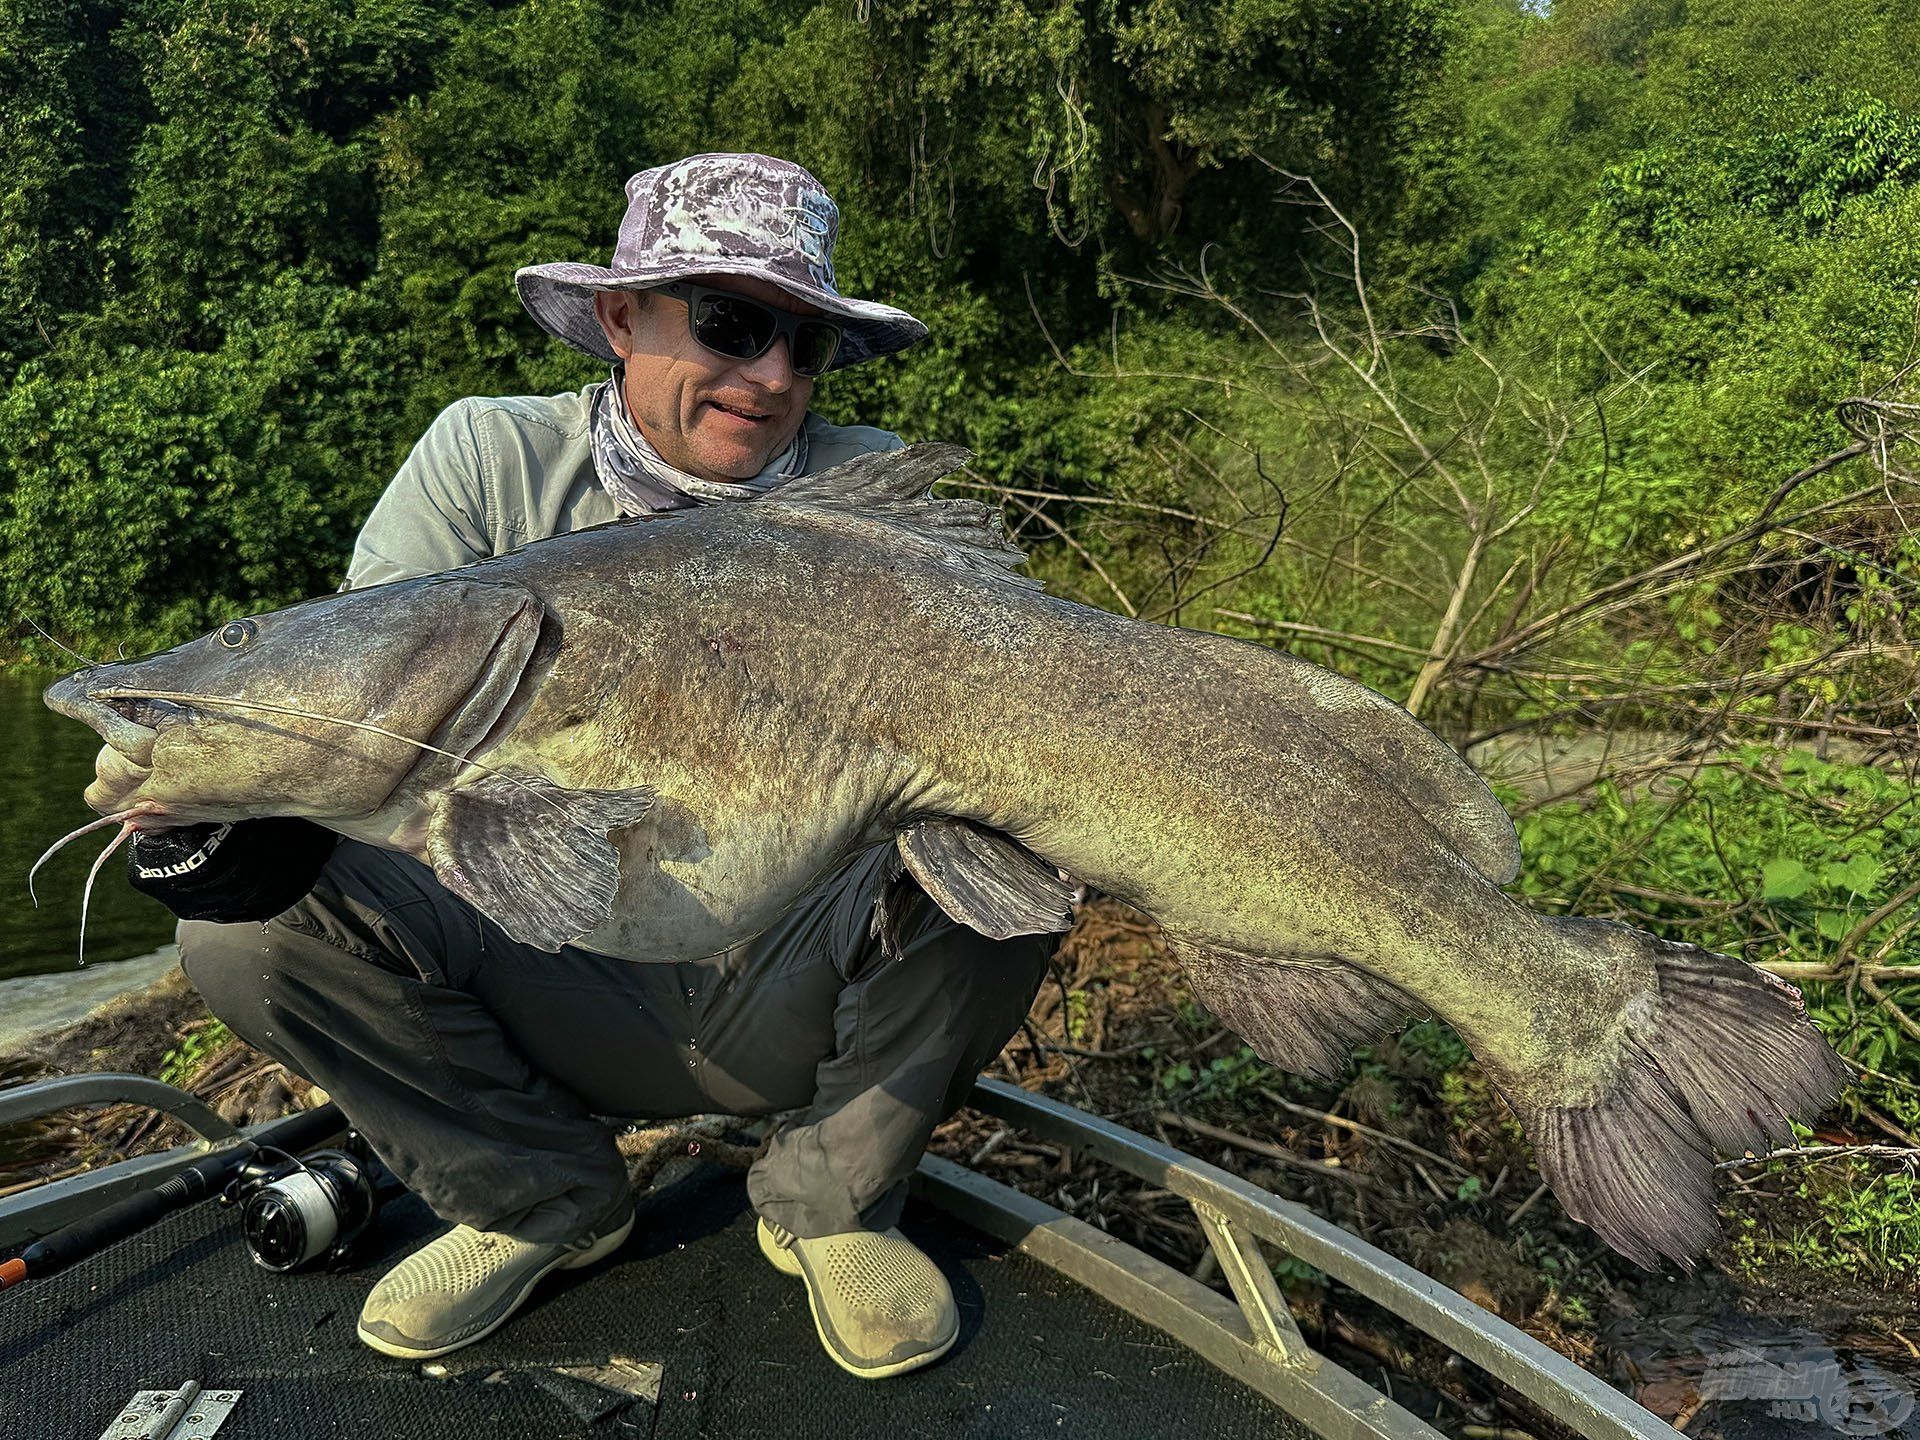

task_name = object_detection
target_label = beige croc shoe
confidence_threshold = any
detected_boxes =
[357,1204,634,1361]
[757,1217,959,1380]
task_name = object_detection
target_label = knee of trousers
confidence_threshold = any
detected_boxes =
[177,916,301,1026]
[918,924,1056,1045]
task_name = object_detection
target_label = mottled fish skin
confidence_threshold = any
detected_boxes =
[44,444,1846,1268]
[418,500,1629,1101]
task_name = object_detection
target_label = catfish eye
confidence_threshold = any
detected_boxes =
[217,619,258,650]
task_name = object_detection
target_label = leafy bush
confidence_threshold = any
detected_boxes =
[1515,747,1920,1105]
[4,0,1918,682]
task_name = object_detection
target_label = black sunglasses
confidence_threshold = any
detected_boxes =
[654,281,844,378]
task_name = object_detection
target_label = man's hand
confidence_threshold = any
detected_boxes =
[128,817,340,924]
[129,823,236,889]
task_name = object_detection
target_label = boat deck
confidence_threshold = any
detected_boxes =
[0,1163,1305,1438]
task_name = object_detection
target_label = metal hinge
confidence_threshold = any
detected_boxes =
[98,1382,239,1439]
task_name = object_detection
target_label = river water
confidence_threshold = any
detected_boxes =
[0,669,174,985]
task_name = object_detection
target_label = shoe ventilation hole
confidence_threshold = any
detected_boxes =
[822,1236,943,1321]
[381,1229,526,1302]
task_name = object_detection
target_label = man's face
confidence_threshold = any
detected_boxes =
[594,275,820,483]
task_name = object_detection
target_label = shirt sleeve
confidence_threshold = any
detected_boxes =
[345,400,495,590]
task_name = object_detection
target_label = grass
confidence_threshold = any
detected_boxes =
[158,1017,232,1089]
[1729,1165,1920,1291]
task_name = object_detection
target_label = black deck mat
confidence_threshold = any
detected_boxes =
[0,1166,1306,1439]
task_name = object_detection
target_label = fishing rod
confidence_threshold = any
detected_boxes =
[0,1102,354,1290]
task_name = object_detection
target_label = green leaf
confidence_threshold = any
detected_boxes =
[1761,858,1814,901]
[1822,855,1882,897]
[1815,910,1854,942]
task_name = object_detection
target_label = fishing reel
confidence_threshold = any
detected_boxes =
[221,1134,397,1272]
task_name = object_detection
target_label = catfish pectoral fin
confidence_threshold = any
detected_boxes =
[1167,937,1427,1081]
[425,774,656,952]
[895,817,1076,941]
[1512,917,1851,1271]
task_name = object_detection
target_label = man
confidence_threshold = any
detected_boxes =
[121,153,1054,1380]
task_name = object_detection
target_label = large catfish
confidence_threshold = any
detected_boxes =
[44,444,1847,1268]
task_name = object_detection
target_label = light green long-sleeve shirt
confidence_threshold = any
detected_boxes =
[346,384,904,589]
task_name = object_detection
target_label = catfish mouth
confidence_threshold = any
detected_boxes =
[102,695,190,733]
[40,681,168,821]
[94,696,191,770]
[45,676,174,771]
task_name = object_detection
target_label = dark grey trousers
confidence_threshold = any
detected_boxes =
[178,840,1051,1244]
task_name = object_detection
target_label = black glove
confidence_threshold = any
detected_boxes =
[128,817,340,924]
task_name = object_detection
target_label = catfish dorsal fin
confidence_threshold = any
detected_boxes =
[766,443,1042,590]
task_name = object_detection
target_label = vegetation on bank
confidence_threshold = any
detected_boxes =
[5,0,1918,1290]
[6,0,1917,648]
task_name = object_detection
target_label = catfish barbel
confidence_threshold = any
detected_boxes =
[43,444,1848,1269]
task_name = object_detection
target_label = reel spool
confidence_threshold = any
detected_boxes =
[225,1142,390,1272]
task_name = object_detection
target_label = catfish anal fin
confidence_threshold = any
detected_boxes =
[425,774,655,952]
[1166,937,1426,1081]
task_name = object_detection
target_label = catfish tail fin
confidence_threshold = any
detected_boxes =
[1513,918,1851,1270]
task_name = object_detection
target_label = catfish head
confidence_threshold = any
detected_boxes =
[44,576,556,831]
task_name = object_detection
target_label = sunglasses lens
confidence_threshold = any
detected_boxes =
[682,287,843,375]
[790,321,841,377]
[691,293,775,360]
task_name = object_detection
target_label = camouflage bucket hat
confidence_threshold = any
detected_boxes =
[516,153,928,372]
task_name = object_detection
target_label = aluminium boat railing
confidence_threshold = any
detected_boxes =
[915,1077,1680,1440]
[0,1073,341,1249]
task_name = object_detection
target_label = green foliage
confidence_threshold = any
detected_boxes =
[1729,1165,1920,1290]
[1515,748,1920,1093]
[1172,1045,1271,1102]
[1516,749,1915,960]
[1269,1253,1327,1293]
[5,0,1917,674]
[1404,0,1920,550]
[0,0,143,371]
[0,0,1466,655]
[160,1017,233,1088]
[0,277,405,649]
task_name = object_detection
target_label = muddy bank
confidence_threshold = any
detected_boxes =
[0,961,321,1196]
[3,905,1915,1436]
